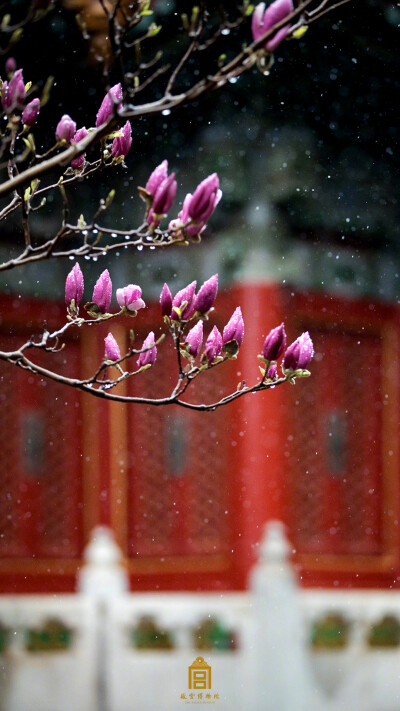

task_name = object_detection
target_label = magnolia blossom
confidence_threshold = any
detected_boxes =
[145,160,169,197]
[111,121,132,159]
[223,307,244,347]
[1,68,25,112]
[194,274,218,315]
[204,326,223,364]
[22,98,40,127]
[104,333,121,362]
[171,281,197,321]
[283,331,314,371]
[92,269,112,313]
[266,363,278,380]
[185,321,203,358]
[96,83,123,127]
[137,331,157,368]
[116,284,145,312]
[5,57,16,75]
[65,263,84,306]
[251,0,294,53]
[169,194,200,237]
[148,173,177,225]
[71,127,88,170]
[188,174,221,223]
[56,114,76,143]
[262,323,286,361]
[169,174,222,237]
[160,283,173,317]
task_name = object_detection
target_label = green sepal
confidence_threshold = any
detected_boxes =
[292,25,308,40]
[137,364,151,373]
[148,23,161,37]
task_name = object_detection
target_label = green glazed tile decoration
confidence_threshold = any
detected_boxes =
[311,613,350,650]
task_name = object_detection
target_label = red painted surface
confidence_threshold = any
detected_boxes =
[0,287,399,592]
[0,295,85,592]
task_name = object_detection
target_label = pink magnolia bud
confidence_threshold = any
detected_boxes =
[71,127,88,170]
[22,98,40,127]
[92,269,112,313]
[5,57,16,75]
[65,263,84,306]
[171,280,197,321]
[116,284,145,312]
[266,363,278,380]
[223,307,244,347]
[1,68,25,112]
[170,185,222,237]
[56,114,76,143]
[169,193,202,237]
[160,283,173,317]
[204,325,222,364]
[185,321,203,358]
[96,83,123,128]
[137,331,157,368]
[252,0,294,52]
[151,173,177,216]
[104,333,121,362]
[145,160,168,197]
[283,331,314,371]
[262,323,286,361]
[111,120,132,159]
[194,274,218,315]
[188,173,221,223]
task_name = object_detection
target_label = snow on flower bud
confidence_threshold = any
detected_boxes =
[71,126,88,170]
[56,114,76,143]
[22,98,40,127]
[96,83,123,127]
[92,269,112,313]
[171,280,197,321]
[145,160,168,197]
[188,173,221,224]
[104,333,121,362]
[1,68,25,112]
[111,120,132,159]
[116,284,145,312]
[252,0,294,53]
[296,332,314,368]
[204,325,223,364]
[262,322,286,361]
[185,321,203,358]
[65,262,84,306]
[151,173,177,216]
[194,274,218,315]
[223,307,244,347]
[160,283,173,317]
[137,331,157,368]
[283,331,314,371]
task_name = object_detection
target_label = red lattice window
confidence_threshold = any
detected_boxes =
[0,335,84,560]
[288,326,383,557]
[125,331,231,560]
